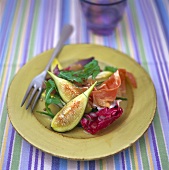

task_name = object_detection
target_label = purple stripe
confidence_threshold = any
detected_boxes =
[124,149,131,170]
[60,0,71,45]
[135,141,143,170]
[150,126,161,169]
[83,15,90,43]
[21,0,36,65]
[79,5,90,43]
[42,0,55,50]
[34,149,39,170]
[121,152,126,170]
[6,127,15,170]
[154,0,169,44]
[0,0,16,77]
[60,0,65,36]
[166,62,169,77]
[77,161,80,170]
[154,41,169,96]
[108,34,117,49]
[52,157,60,170]
[89,160,95,170]
[84,23,90,43]
[40,152,45,170]
[140,0,169,122]
[28,145,33,170]
[46,0,52,48]
[0,0,14,47]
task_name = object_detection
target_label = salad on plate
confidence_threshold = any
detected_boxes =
[37,57,137,135]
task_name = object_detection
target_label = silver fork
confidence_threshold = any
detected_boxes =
[21,24,73,112]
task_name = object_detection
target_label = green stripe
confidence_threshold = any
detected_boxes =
[139,137,150,170]
[11,133,22,170]
[129,146,136,170]
[153,111,169,169]
[121,22,130,56]
[27,0,40,61]
[99,159,103,170]
[0,105,8,152]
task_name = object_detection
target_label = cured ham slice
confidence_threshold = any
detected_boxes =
[92,71,121,107]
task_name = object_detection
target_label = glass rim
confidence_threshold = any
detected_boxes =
[80,0,127,6]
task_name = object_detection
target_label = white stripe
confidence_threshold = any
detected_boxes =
[70,0,77,43]
[31,147,36,170]
[19,140,30,170]
[53,0,61,46]
[37,151,42,170]
[44,153,52,170]
[106,156,115,170]
[67,159,78,170]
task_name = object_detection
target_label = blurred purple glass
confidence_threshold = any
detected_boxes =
[80,0,127,35]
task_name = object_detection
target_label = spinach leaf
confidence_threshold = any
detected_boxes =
[58,60,100,83]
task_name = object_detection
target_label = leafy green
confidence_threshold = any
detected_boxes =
[45,79,63,105]
[116,97,127,101]
[58,60,100,83]
[37,79,64,117]
[104,66,118,73]
[36,111,54,118]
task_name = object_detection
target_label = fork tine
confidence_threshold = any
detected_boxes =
[31,87,42,112]
[21,83,33,107]
[26,85,37,109]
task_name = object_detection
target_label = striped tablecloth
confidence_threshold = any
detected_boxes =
[0,0,168,169]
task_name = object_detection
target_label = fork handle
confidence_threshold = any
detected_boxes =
[44,24,73,72]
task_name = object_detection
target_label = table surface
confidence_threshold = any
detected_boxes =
[0,0,169,170]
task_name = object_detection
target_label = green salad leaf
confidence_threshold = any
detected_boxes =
[104,66,118,73]
[37,79,64,118]
[58,60,100,83]
[116,97,127,101]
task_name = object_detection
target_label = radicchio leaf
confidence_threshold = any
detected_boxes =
[81,104,123,134]
[75,57,94,67]
[53,65,60,76]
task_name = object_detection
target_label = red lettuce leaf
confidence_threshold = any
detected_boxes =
[81,104,123,134]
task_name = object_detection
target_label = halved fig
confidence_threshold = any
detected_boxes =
[51,82,97,132]
[48,71,83,103]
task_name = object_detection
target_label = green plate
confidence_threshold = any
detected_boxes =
[7,44,156,160]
